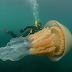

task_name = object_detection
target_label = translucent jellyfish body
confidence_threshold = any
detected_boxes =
[0,20,72,62]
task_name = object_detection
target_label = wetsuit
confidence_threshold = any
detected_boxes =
[5,23,42,38]
[20,25,42,37]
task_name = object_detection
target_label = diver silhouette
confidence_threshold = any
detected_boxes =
[2,22,42,38]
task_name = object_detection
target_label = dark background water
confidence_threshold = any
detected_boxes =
[0,0,72,72]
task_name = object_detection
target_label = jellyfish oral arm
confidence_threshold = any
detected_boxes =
[29,26,64,57]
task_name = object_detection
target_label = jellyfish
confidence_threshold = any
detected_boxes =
[0,20,72,62]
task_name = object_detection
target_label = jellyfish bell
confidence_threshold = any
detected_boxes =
[44,20,72,61]
[29,20,72,62]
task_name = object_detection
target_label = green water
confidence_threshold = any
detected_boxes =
[0,0,72,72]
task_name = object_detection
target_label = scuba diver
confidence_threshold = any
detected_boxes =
[2,21,42,38]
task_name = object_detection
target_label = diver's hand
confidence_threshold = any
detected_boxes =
[20,29,24,33]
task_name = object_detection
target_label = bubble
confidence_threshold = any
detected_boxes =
[27,0,40,21]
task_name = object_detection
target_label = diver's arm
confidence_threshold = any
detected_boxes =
[20,26,36,33]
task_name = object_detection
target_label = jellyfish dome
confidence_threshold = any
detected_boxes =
[44,20,72,61]
[0,20,72,62]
